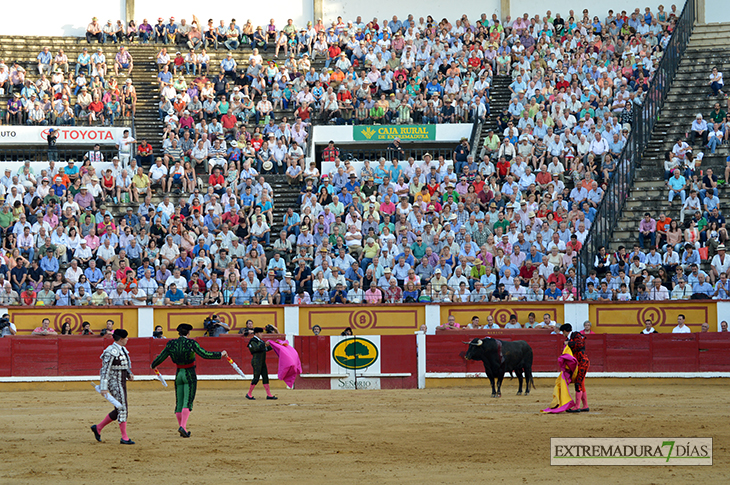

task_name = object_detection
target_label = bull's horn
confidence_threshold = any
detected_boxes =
[462,341,473,344]
[476,339,483,346]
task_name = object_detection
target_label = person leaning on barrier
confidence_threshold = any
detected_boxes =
[32,318,57,336]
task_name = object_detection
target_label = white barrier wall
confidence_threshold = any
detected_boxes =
[134,2,313,33]
[2,1,125,36]
[1,0,705,38]
[0,1,312,37]
[704,0,730,24]
[321,0,500,25]
[508,1,684,20]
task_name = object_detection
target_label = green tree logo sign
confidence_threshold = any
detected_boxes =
[333,338,379,370]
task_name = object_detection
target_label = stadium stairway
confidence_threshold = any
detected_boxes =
[0,35,135,126]
[122,44,163,150]
[124,42,323,153]
[607,23,730,251]
[471,74,512,152]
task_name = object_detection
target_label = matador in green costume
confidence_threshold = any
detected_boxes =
[151,323,228,437]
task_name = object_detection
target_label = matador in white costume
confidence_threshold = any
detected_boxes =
[90,329,135,444]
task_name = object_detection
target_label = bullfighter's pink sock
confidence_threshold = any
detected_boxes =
[247,384,256,397]
[97,414,113,431]
[573,391,583,409]
[119,422,129,441]
[263,384,273,397]
[180,408,191,430]
[175,412,182,426]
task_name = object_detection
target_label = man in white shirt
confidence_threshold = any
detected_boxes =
[588,132,609,162]
[149,157,168,190]
[672,314,692,333]
[710,245,730,282]
[681,190,701,222]
[64,259,83,286]
[116,129,136,166]
[346,280,364,303]
[649,277,670,300]
[165,268,187,290]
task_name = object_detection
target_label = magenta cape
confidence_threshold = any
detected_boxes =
[268,339,303,389]
[541,345,579,414]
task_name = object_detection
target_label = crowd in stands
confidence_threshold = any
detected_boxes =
[0,6,697,305]
[619,54,730,303]
[148,5,676,134]
[1,45,137,126]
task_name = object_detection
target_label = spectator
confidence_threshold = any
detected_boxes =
[672,314,691,333]
[32,318,57,335]
[689,114,709,146]
[638,213,656,249]
[708,67,725,97]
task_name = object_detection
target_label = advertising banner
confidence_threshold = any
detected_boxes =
[353,124,436,141]
[330,335,381,390]
[0,126,131,145]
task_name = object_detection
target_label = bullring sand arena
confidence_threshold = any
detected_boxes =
[0,379,727,483]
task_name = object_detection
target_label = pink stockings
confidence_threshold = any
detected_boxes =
[97,414,113,431]
[180,408,191,430]
[119,422,129,441]
[248,384,274,398]
[97,414,128,440]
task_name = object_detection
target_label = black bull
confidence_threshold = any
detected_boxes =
[463,338,535,397]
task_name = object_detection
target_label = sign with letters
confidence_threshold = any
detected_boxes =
[330,336,381,390]
[0,126,131,145]
[353,124,436,141]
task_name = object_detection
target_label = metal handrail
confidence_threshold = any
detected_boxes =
[469,120,482,160]
[577,0,696,295]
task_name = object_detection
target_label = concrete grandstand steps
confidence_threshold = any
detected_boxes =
[604,25,730,253]
[472,75,511,154]
[121,43,326,152]
[685,24,730,46]
[263,174,300,235]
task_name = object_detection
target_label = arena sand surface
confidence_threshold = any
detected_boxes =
[0,379,728,484]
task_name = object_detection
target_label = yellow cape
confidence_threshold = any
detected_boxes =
[541,345,579,413]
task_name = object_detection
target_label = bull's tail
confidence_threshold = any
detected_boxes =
[525,347,536,391]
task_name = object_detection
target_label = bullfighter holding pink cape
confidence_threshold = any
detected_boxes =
[268,339,303,389]
[542,323,590,413]
[540,343,579,413]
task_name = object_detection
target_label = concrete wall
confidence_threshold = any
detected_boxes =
[3,1,125,36]
[704,0,730,24]
[321,0,500,25]
[0,0,312,37]
[1,1,702,38]
[134,1,313,32]
[508,1,684,20]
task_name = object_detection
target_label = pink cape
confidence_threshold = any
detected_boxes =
[268,339,303,389]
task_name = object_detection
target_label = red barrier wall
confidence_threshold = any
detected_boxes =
[291,336,418,389]
[1,336,282,378]
[380,335,418,389]
[3,334,729,380]
[426,334,730,373]
[293,335,331,390]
